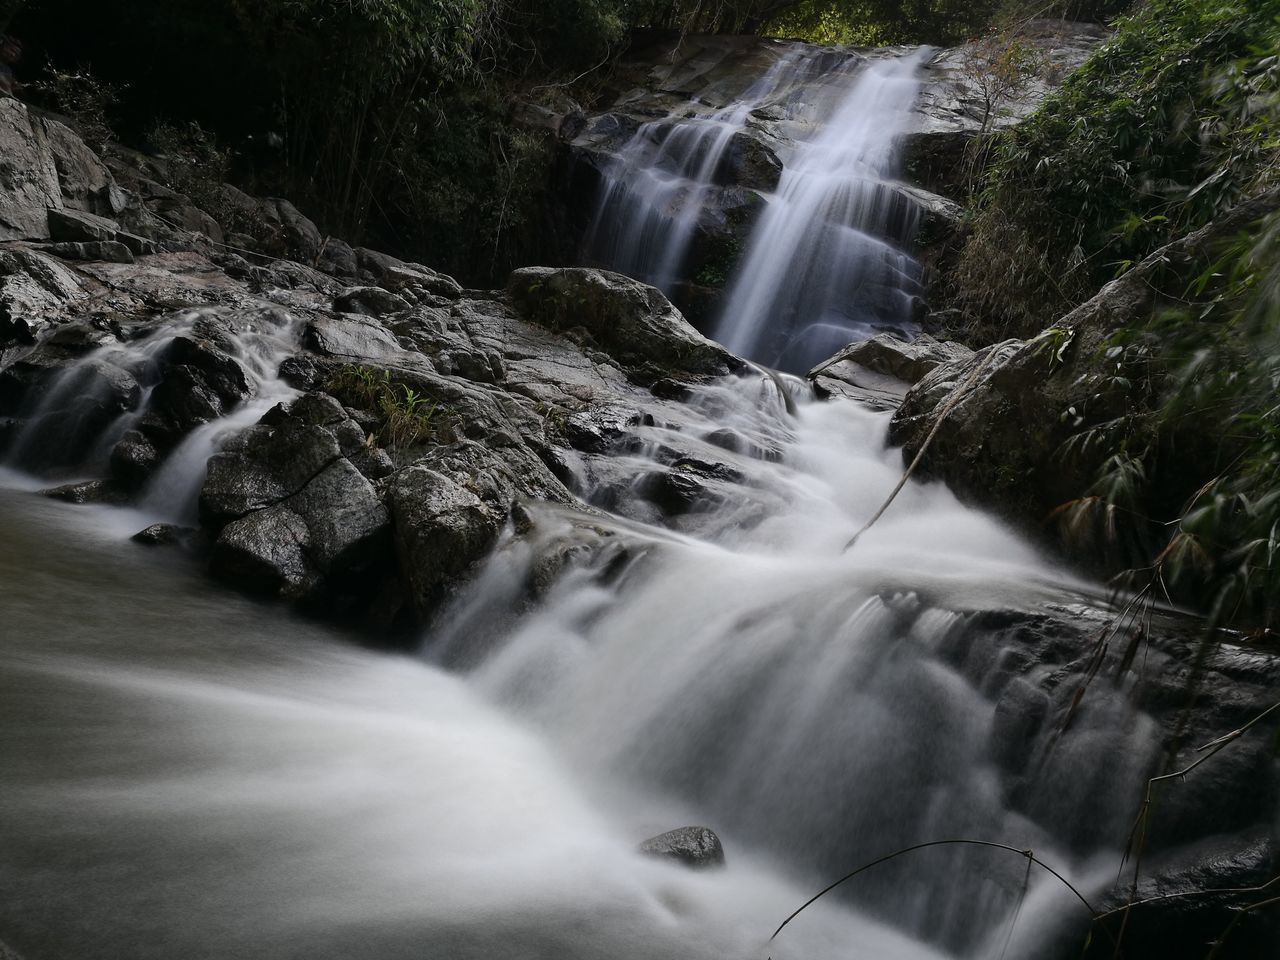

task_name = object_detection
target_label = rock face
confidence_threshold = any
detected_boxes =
[507,267,742,383]
[639,826,726,869]
[903,20,1111,200]
[809,332,974,408]
[887,190,1280,557]
[0,95,776,629]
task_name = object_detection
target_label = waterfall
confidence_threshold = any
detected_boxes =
[716,51,928,371]
[581,49,831,295]
[5,307,300,522]
[432,379,1157,956]
[0,40,1191,960]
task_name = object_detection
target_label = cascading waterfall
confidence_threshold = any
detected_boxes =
[4,306,300,523]
[432,379,1158,956]
[582,49,830,295]
[716,51,929,371]
[0,378,1157,960]
[0,41,1177,960]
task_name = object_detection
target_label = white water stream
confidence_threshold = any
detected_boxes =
[716,53,928,370]
[582,49,821,294]
[0,384,1143,960]
[0,47,1158,960]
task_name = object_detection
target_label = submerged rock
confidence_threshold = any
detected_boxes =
[639,826,726,869]
[130,523,193,547]
[40,478,129,505]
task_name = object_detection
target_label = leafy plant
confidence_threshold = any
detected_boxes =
[955,0,1280,339]
[147,120,233,218]
[29,62,122,149]
[327,365,448,450]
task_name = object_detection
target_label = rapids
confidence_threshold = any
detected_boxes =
[0,383,1149,959]
[0,43,1164,960]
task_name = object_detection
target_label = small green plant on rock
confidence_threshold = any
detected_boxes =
[327,365,445,451]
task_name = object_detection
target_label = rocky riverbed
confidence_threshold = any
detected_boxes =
[1,32,1277,959]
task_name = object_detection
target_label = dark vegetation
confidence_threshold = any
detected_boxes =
[954,0,1279,633]
[0,0,1105,284]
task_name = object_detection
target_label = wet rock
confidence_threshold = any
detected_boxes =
[1081,836,1278,960]
[41,117,125,217]
[639,826,726,869]
[334,285,411,317]
[285,458,389,577]
[904,21,1111,200]
[0,247,85,345]
[45,240,135,264]
[47,208,119,243]
[388,465,503,614]
[211,505,318,599]
[316,238,359,280]
[161,334,252,406]
[355,247,463,300]
[200,421,342,525]
[130,523,193,547]
[256,197,323,263]
[811,332,974,398]
[40,478,129,505]
[507,267,740,384]
[0,99,62,241]
[110,429,160,490]
[200,392,393,602]
[304,313,403,360]
[16,357,142,470]
[510,96,586,140]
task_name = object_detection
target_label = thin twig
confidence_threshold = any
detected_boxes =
[844,346,1003,551]
[767,838,1102,944]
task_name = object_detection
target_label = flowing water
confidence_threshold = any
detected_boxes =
[583,49,928,373]
[0,45,1160,960]
[716,53,927,370]
[0,383,1152,960]
[581,48,825,294]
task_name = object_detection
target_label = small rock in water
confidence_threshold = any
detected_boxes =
[639,826,725,869]
[131,523,191,547]
[40,479,129,505]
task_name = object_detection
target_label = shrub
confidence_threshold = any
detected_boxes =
[955,0,1280,339]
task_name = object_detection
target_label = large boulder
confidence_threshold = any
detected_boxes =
[507,267,741,384]
[0,99,62,240]
[810,332,975,408]
[0,247,85,346]
[387,465,504,615]
[203,392,392,603]
[41,117,125,217]
[888,191,1280,553]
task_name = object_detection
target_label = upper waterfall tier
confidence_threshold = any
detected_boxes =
[565,23,1109,360]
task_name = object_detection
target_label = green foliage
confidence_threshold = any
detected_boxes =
[1133,204,1280,632]
[956,0,1280,338]
[30,62,122,149]
[768,0,994,45]
[327,365,448,450]
[147,121,232,218]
